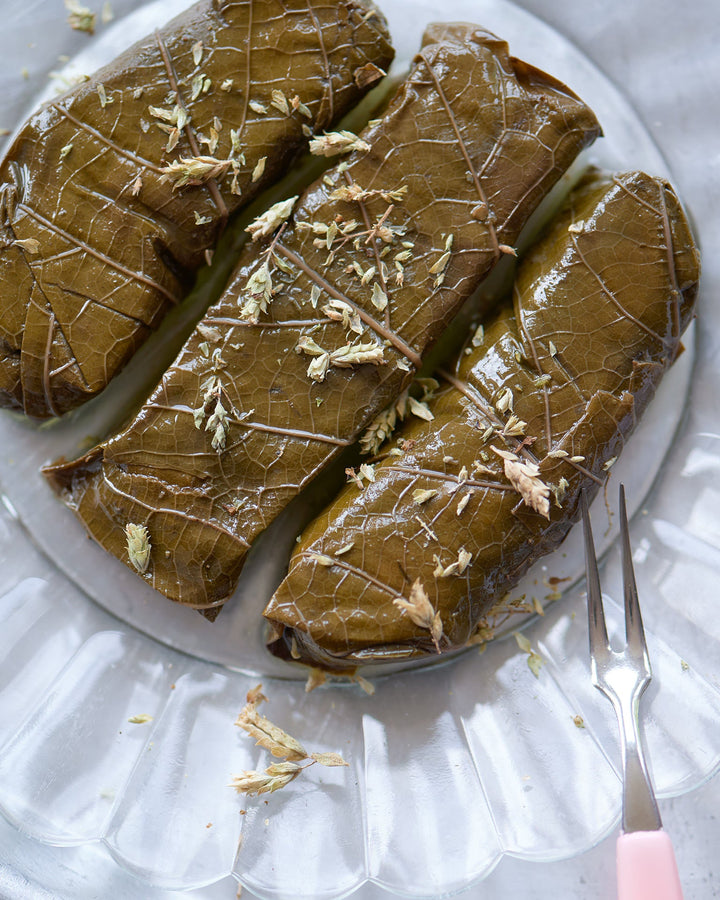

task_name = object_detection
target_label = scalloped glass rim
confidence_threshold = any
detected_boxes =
[0,1,718,898]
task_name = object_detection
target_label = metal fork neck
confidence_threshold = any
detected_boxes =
[608,686,663,833]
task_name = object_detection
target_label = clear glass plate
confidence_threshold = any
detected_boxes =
[1,0,719,897]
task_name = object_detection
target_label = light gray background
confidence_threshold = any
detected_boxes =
[1,0,718,897]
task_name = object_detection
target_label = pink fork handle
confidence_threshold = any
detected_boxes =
[617,830,684,900]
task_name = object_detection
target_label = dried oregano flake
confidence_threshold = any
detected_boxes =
[412,488,438,505]
[514,631,545,678]
[251,156,267,183]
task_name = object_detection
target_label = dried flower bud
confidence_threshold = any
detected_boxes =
[229,764,302,797]
[124,523,151,574]
[238,263,274,323]
[329,342,385,368]
[492,446,550,518]
[495,388,514,413]
[306,353,330,383]
[502,415,527,437]
[393,579,443,652]
[245,196,297,241]
[360,405,398,455]
[160,155,236,190]
[309,130,370,157]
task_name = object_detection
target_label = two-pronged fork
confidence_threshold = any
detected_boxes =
[581,485,684,900]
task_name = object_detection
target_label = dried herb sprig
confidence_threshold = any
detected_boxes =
[160,155,238,190]
[393,579,443,652]
[230,685,348,797]
[330,183,407,204]
[514,631,545,678]
[192,376,234,452]
[296,335,385,383]
[492,446,550,518]
[360,380,436,454]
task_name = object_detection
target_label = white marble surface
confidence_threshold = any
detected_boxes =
[1,0,719,896]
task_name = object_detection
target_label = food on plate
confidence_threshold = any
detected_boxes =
[264,170,700,670]
[0,0,394,418]
[44,23,601,615]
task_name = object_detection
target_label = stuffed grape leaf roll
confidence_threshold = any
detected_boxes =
[264,170,700,670]
[0,0,394,418]
[44,24,600,614]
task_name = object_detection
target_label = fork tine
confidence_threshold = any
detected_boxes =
[619,484,651,667]
[581,490,610,655]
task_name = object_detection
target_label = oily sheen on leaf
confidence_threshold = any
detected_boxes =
[264,171,700,670]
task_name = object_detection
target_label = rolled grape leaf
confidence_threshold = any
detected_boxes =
[0,0,393,418]
[264,171,700,670]
[44,24,600,614]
